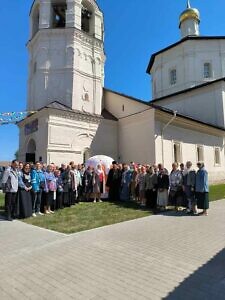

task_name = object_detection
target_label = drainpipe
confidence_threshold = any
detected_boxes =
[161,110,177,166]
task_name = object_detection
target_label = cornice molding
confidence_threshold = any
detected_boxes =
[47,108,102,124]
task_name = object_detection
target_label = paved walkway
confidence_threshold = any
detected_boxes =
[0,200,225,300]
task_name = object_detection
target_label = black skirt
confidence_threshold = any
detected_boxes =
[196,192,209,210]
[46,191,54,208]
[19,189,32,218]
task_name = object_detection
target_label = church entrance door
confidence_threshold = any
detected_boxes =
[26,153,36,163]
[26,139,36,163]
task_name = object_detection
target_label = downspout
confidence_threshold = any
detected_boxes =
[161,111,177,166]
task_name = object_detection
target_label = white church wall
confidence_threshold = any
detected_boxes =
[41,110,117,165]
[18,112,49,163]
[153,81,225,128]
[46,111,100,165]
[155,117,225,183]
[91,119,118,160]
[104,90,149,119]
[118,109,155,164]
[151,39,225,99]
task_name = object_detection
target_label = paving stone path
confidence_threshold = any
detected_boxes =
[0,200,225,300]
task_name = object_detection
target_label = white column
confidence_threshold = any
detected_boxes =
[66,0,82,29]
[94,11,103,40]
[39,1,52,29]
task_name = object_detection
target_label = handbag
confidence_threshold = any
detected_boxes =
[39,181,45,190]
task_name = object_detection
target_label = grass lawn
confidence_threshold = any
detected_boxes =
[0,183,224,234]
[25,201,152,234]
[208,184,225,202]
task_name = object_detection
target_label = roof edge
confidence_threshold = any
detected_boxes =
[147,36,225,74]
[152,103,225,132]
[103,87,148,105]
[150,77,225,103]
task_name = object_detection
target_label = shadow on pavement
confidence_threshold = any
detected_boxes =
[164,248,225,299]
[157,210,198,217]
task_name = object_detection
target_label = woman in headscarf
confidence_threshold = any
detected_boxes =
[83,166,94,202]
[195,162,209,216]
[137,166,147,207]
[169,162,183,210]
[183,161,197,214]
[130,164,138,201]
[93,164,105,203]
[120,164,132,201]
[145,166,158,209]
[55,169,64,210]
[157,167,169,211]
[61,165,72,207]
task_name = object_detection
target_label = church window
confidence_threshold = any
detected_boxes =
[84,93,89,101]
[197,145,204,162]
[83,148,91,163]
[203,63,212,79]
[173,142,181,163]
[52,2,67,28]
[214,147,221,165]
[170,69,177,85]
[81,7,92,33]
[122,105,125,112]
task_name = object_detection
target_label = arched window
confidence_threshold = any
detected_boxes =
[83,148,91,163]
[214,147,221,165]
[173,142,181,163]
[203,62,212,79]
[170,69,177,85]
[51,1,67,28]
[32,4,40,37]
[81,7,92,33]
[26,139,36,163]
[197,145,204,162]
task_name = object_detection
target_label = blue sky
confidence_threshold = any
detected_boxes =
[0,0,224,160]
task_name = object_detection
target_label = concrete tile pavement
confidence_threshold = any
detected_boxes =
[0,200,225,299]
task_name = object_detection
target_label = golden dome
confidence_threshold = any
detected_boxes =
[179,1,200,28]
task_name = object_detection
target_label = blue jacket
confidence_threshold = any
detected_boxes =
[44,171,57,192]
[195,168,209,193]
[31,169,46,192]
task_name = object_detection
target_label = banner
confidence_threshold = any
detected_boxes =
[0,111,36,125]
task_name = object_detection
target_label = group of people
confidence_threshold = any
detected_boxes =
[1,160,105,221]
[107,160,209,216]
[1,158,209,221]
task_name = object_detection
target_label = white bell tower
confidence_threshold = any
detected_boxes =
[28,0,105,115]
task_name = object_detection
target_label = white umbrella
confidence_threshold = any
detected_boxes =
[85,155,115,199]
[85,155,114,175]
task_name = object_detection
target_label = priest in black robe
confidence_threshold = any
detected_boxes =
[106,161,122,202]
